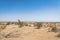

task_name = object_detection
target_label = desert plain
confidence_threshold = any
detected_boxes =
[0,22,60,40]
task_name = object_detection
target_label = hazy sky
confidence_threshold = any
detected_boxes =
[0,0,60,22]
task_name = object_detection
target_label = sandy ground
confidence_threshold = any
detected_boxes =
[0,26,60,40]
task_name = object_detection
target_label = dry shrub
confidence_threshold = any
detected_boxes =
[51,27,57,32]
[48,27,57,32]
[25,24,28,26]
[56,33,60,37]
[36,22,42,29]
[6,22,10,25]
[0,26,6,32]
[55,28,60,38]
[0,26,6,29]
[48,23,57,32]
[0,22,10,32]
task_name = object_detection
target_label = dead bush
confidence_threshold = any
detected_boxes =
[6,22,10,25]
[0,26,6,32]
[51,27,57,32]
[56,33,60,37]
[36,22,42,29]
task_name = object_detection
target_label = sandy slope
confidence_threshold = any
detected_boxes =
[0,27,60,40]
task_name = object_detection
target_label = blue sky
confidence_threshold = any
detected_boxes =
[0,0,60,22]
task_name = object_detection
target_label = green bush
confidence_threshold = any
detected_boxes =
[18,19,23,28]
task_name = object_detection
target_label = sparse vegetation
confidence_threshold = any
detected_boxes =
[18,19,23,28]
[0,26,6,29]
[55,28,60,38]
[48,27,57,32]
[36,22,42,29]
[6,22,10,25]
[0,22,60,40]
[51,27,57,32]
[56,32,60,37]
[48,23,57,32]
[0,25,6,32]
[0,22,11,32]
[25,24,28,26]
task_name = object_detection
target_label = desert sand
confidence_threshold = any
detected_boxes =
[0,25,60,40]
